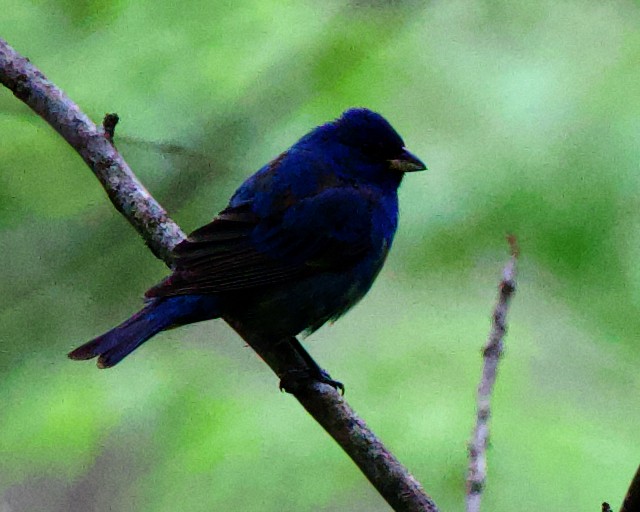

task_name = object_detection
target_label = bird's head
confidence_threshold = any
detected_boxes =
[326,108,426,185]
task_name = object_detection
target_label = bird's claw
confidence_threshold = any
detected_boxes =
[279,367,344,395]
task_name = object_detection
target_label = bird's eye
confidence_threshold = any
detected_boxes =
[360,140,390,157]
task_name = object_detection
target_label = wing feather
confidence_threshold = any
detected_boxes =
[146,188,375,298]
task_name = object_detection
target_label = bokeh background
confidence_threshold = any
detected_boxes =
[1,1,639,511]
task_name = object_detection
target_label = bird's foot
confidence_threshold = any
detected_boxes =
[279,367,344,395]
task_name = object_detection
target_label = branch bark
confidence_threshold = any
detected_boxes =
[0,38,438,512]
[465,236,519,512]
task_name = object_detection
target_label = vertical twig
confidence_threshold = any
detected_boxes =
[465,236,519,512]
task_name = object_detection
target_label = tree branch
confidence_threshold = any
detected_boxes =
[0,39,183,262]
[465,236,519,512]
[0,38,438,512]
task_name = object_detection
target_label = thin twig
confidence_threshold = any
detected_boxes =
[465,236,519,512]
[102,112,120,142]
[620,464,640,512]
[0,37,438,512]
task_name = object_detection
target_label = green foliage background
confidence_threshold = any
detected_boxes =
[1,1,639,510]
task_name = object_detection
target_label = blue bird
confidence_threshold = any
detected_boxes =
[68,108,426,388]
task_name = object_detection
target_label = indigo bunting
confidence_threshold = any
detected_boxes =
[69,108,426,387]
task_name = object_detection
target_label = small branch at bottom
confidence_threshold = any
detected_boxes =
[620,464,640,512]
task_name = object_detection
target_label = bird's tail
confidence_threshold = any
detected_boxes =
[68,295,220,368]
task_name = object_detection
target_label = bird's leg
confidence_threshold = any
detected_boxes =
[278,337,344,394]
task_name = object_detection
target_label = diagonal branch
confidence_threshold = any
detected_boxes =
[0,40,183,262]
[0,38,438,512]
[465,236,519,512]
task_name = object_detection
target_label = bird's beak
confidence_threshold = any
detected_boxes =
[388,147,427,172]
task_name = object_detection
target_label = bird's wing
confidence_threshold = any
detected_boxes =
[145,188,376,297]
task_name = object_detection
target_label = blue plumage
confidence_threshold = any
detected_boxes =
[69,108,426,377]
